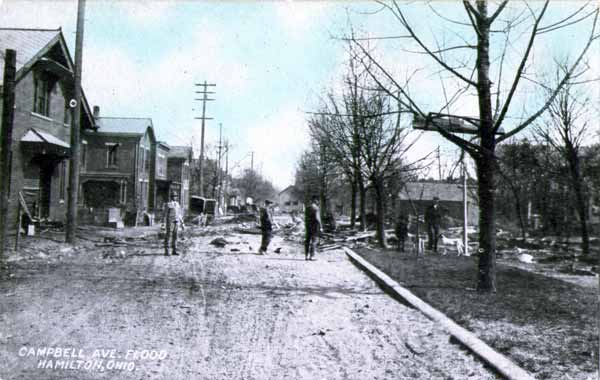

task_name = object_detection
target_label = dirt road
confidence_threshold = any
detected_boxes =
[0,227,498,380]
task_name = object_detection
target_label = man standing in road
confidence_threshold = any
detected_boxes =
[425,197,442,253]
[304,195,322,261]
[162,191,185,256]
[259,200,274,255]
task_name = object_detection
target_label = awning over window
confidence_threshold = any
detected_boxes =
[35,57,73,80]
[21,128,70,157]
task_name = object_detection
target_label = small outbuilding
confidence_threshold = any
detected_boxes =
[277,185,303,214]
[398,181,479,225]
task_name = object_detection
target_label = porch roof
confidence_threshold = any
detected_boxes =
[21,128,70,148]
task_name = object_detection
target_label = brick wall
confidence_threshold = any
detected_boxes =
[3,69,72,231]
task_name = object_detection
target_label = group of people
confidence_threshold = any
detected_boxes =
[258,195,322,261]
[395,197,443,253]
[160,190,323,260]
[161,190,444,258]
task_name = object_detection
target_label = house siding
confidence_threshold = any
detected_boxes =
[79,128,156,225]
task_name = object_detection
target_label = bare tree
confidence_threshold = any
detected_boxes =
[350,0,599,292]
[535,67,596,256]
[309,83,425,247]
[308,54,372,231]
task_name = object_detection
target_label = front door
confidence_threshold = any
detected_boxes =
[39,162,55,219]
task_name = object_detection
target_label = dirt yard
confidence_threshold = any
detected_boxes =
[0,224,499,380]
[356,246,598,380]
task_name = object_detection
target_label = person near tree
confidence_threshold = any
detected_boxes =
[259,200,274,255]
[304,195,322,261]
[395,211,409,252]
[425,197,443,253]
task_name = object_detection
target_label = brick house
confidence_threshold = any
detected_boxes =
[79,109,156,225]
[0,28,95,229]
[166,146,192,216]
[152,141,170,212]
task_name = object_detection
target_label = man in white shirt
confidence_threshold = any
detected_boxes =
[162,191,185,256]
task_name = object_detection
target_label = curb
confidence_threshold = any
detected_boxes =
[343,247,536,380]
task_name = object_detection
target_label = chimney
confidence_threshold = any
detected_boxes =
[93,105,100,118]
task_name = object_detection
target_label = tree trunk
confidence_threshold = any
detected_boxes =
[373,176,387,248]
[358,176,367,231]
[350,176,357,229]
[509,183,527,240]
[515,195,527,240]
[476,152,497,292]
[476,2,497,292]
[567,149,590,256]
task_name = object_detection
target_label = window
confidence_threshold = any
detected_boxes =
[144,148,150,172]
[120,181,127,204]
[81,142,87,170]
[33,75,52,116]
[139,147,145,171]
[107,143,119,167]
[59,161,66,200]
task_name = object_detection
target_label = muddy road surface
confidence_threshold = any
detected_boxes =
[0,227,498,380]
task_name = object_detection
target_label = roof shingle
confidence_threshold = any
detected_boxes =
[167,145,192,159]
[94,117,153,135]
[399,181,475,203]
[0,28,60,85]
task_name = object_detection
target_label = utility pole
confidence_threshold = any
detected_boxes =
[216,123,223,211]
[250,151,254,171]
[224,140,229,209]
[437,145,442,181]
[65,0,85,244]
[462,153,469,256]
[194,81,215,197]
[0,49,17,259]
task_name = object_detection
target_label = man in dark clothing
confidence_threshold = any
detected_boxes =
[395,211,409,252]
[259,200,273,255]
[425,197,442,253]
[304,195,322,261]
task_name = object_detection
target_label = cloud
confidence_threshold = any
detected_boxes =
[81,18,251,113]
[114,1,176,27]
[82,46,143,113]
[273,1,332,37]
[244,106,310,188]
[0,0,77,30]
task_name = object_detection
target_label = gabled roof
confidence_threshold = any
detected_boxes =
[0,28,63,84]
[157,141,170,151]
[94,117,154,136]
[167,145,192,159]
[278,185,296,196]
[0,27,95,129]
[399,181,475,203]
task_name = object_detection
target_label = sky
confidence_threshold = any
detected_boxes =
[0,0,598,189]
